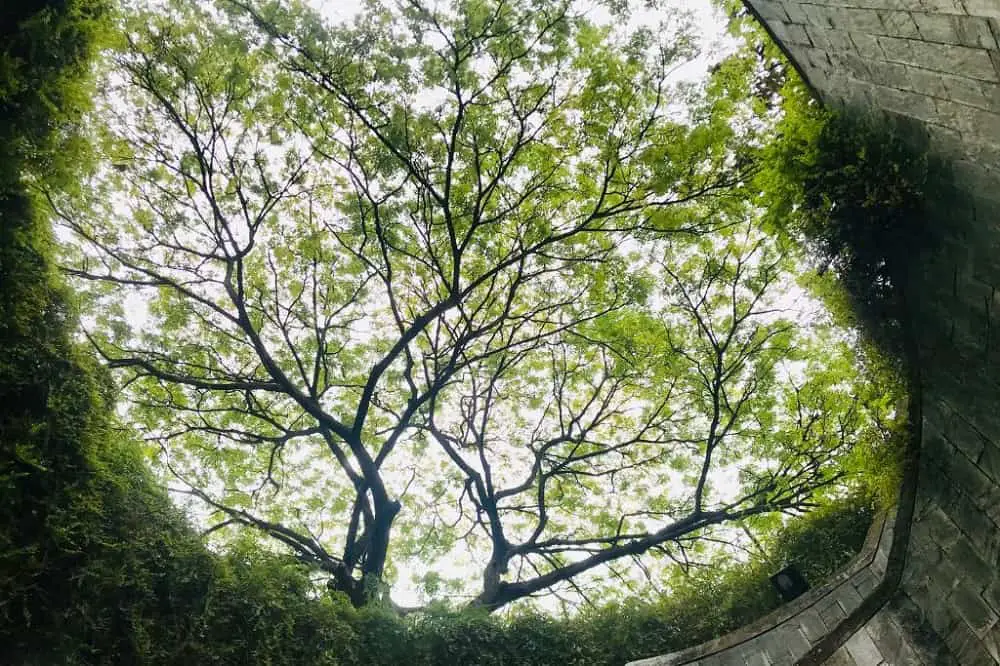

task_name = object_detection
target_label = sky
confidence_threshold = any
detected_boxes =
[312,0,736,80]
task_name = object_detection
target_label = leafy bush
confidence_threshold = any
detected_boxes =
[759,84,952,364]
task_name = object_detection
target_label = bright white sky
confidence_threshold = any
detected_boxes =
[313,0,736,79]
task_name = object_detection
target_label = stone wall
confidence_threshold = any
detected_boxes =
[628,0,1000,664]
[748,0,1000,216]
[629,511,902,666]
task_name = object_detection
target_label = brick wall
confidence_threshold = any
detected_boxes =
[628,1,1000,664]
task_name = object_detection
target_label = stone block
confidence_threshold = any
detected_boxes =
[877,35,999,81]
[918,0,967,12]
[926,550,963,597]
[779,624,812,657]
[851,31,885,58]
[912,13,996,49]
[820,645,854,666]
[983,579,1000,615]
[965,0,1000,19]
[804,27,853,51]
[756,630,794,666]
[940,439,996,505]
[844,628,884,664]
[955,15,999,48]
[921,457,960,507]
[945,621,996,664]
[770,19,791,44]
[785,22,813,45]
[888,591,958,664]
[874,84,939,121]
[948,538,996,591]
[839,6,886,32]
[782,1,810,24]
[864,609,928,664]
[907,579,963,638]
[850,0,910,9]
[963,139,1000,170]
[796,608,828,644]
[829,50,873,77]
[914,11,964,43]
[878,10,921,38]
[806,25,836,49]
[752,0,791,23]
[928,365,1000,423]
[935,99,1000,138]
[865,58,908,86]
[810,46,837,68]
[799,59,832,89]
[906,527,944,581]
[852,568,880,597]
[947,495,1000,560]
[982,622,1000,662]
[918,505,964,549]
[904,64,949,96]
[803,3,838,28]
[979,441,1000,485]
[950,318,990,360]
[984,81,1000,113]
[818,595,848,627]
[927,397,988,460]
[905,541,941,582]
[926,121,966,159]
[871,547,889,575]
[837,583,865,616]
[951,582,1000,634]
[953,157,1000,194]
[941,72,992,108]
[714,646,749,666]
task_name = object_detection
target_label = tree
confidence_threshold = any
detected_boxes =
[55,0,886,611]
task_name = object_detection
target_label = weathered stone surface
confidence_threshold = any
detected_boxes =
[879,10,922,37]
[852,568,879,598]
[946,621,997,664]
[821,646,854,666]
[964,0,1000,19]
[913,11,999,48]
[797,608,829,644]
[935,100,1000,139]
[843,629,884,664]
[877,36,998,81]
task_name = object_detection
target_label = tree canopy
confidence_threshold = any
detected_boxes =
[54,0,900,612]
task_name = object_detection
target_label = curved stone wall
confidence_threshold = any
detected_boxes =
[630,1,1000,663]
[629,510,898,666]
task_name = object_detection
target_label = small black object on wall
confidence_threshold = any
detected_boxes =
[770,564,809,602]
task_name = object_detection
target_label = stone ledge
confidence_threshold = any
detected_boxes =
[626,508,897,666]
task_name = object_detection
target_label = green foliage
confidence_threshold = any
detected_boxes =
[746,72,946,513]
[758,84,952,363]
[0,0,108,188]
[597,497,873,658]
